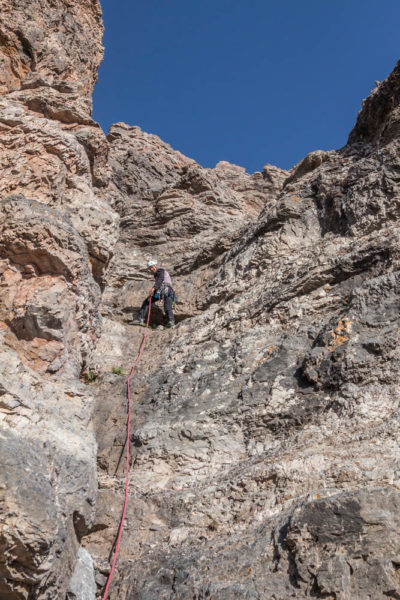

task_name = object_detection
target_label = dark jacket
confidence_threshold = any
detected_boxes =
[154,268,172,291]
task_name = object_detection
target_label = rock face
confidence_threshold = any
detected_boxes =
[0,0,119,284]
[0,0,103,116]
[102,123,287,322]
[0,347,97,600]
[84,60,400,600]
[67,547,96,600]
[2,1,400,599]
[0,2,115,599]
[0,196,101,377]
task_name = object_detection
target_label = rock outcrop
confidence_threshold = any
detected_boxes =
[0,0,119,284]
[101,123,287,323]
[84,60,400,599]
[0,2,116,598]
[2,1,400,599]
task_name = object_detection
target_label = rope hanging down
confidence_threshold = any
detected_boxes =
[102,298,152,600]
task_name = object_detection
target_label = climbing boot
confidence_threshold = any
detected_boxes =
[132,317,145,325]
[166,321,175,328]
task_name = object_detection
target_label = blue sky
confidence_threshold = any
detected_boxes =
[94,1,399,173]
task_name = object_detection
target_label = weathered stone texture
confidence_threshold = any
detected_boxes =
[84,60,400,600]
[0,2,112,598]
[0,196,102,376]
[0,97,119,282]
[0,0,119,283]
[0,0,104,114]
[101,123,288,322]
[2,2,400,599]
[67,547,96,600]
[348,58,400,146]
[0,347,97,600]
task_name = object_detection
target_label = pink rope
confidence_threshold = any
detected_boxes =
[102,298,152,600]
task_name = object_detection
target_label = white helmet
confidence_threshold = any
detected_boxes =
[147,260,157,267]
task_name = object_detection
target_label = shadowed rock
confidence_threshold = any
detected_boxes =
[2,2,400,599]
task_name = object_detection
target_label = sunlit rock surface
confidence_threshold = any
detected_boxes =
[86,61,400,600]
[1,1,400,598]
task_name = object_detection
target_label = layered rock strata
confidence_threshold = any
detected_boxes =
[101,123,287,323]
[84,62,400,600]
[0,1,116,598]
[1,1,400,599]
[0,0,119,284]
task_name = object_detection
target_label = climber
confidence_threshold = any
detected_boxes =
[135,260,176,328]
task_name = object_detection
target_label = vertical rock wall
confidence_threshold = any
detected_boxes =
[2,2,400,599]
[85,62,400,600]
[0,2,118,598]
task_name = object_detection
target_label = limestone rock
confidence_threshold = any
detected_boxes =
[0,195,101,377]
[281,488,400,599]
[0,347,97,600]
[0,0,119,283]
[0,98,119,282]
[286,149,332,184]
[0,2,113,598]
[84,59,400,600]
[0,0,104,113]
[67,548,96,600]
[348,58,400,146]
[102,123,288,320]
[3,1,400,599]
